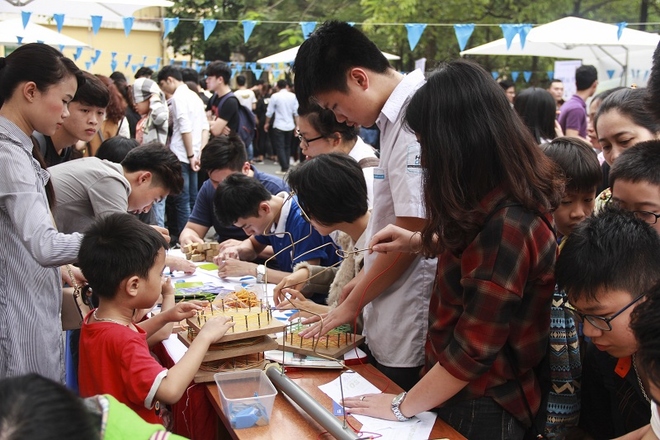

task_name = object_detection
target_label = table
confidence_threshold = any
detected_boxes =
[205,364,465,440]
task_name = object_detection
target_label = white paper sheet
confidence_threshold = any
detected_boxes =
[318,371,436,439]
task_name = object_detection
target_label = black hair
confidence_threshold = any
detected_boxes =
[591,87,625,105]
[499,79,515,90]
[549,79,563,85]
[287,153,367,226]
[575,65,598,91]
[78,213,168,300]
[293,21,391,107]
[236,75,247,86]
[0,43,84,108]
[276,79,287,90]
[0,373,99,440]
[541,137,601,193]
[213,173,272,227]
[298,104,358,142]
[405,59,562,254]
[514,87,557,143]
[595,88,660,136]
[121,142,183,195]
[205,61,231,85]
[200,134,246,172]
[95,136,139,163]
[157,65,183,83]
[556,205,660,302]
[134,67,154,80]
[181,67,199,83]
[630,281,660,387]
[109,71,127,83]
[73,72,110,108]
[610,140,660,187]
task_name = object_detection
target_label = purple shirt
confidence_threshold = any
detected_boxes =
[558,94,587,138]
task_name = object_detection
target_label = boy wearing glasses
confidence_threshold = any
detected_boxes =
[212,173,340,286]
[556,206,660,438]
[610,140,660,234]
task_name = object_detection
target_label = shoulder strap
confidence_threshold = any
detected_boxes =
[357,157,380,169]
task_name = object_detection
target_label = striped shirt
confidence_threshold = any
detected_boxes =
[0,116,82,382]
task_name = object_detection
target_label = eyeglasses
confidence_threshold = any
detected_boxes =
[562,293,645,331]
[295,130,325,147]
[632,210,660,225]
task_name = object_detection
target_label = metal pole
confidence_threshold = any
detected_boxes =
[265,367,360,440]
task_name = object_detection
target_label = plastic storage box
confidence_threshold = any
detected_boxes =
[214,370,277,429]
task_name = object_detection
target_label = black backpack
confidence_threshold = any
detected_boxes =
[216,92,256,148]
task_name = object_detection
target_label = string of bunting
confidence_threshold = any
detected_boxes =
[16,11,652,80]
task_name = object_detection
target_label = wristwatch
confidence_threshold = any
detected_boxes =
[391,392,412,421]
[256,264,266,283]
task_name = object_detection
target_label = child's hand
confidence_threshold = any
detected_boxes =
[161,276,174,298]
[198,316,235,343]
[164,300,205,322]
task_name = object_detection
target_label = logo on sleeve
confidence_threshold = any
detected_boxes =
[406,142,422,173]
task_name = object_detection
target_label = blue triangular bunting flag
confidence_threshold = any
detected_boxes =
[547,70,554,80]
[300,21,317,40]
[405,23,427,51]
[251,68,263,79]
[124,54,132,68]
[617,22,627,40]
[91,15,103,35]
[85,61,91,70]
[58,44,64,53]
[453,24,475,51]
[511,71,519,82]
[16,36,23,44]
[181,60,188,68]
[91,49,101,64]
[110,60,117,71]
[242,20,257,43]
[131,64,139,73]
[517,24,533,49]
[645,70,650,81]
[163,17,179,39]
[21,11,30,29]
[491,71,499,80]
[500,24,517,50]
[111,51,117,59]
[273,69,281,78]
[53,14,65,33]
[74,46,83,61]
[231,68,237,77]
[347,22,355,27]
[201,19,217,41]
[607,69,615,79]
[523,71,532,82]
[123,17,134,37]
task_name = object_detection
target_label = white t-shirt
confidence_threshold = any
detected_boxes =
[362,69,437,368]
[235,88,257,112]
[266,89,299,132]
[651,401,660,438]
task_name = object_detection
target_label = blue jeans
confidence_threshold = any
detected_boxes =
[435,397,525,440]
[151,198,166,227]
[170,162,198,237]
[271,128,293,171]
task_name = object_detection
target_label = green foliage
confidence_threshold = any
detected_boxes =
[166,0,660,87]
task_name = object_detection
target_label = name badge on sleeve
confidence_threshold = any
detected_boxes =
[373,167,385,180]
[406,142,422,174]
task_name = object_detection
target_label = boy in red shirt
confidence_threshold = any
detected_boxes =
[77,213,233,424]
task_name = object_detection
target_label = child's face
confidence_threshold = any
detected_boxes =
[568,288,640,358]
[138,248,166,308]
[612,179,660,235]
[60,102,106,142]
[554,189,596,237]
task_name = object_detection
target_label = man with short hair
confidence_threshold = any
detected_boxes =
[157,65,209,238]
[35,72,109,167]
[558,65,598,139]
[179,135,288,247]
[205,61,240,137]
[234,75,256,112]
[265,79,299,174]
[547,79,565,112]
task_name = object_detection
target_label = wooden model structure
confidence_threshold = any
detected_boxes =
[181,242,220,262]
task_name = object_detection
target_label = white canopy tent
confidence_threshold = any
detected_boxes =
[257,45,401,64]
[0,0,173,22]
[0,17,88,46]
[461,17,660,87]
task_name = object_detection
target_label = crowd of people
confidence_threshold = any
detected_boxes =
[2,18,660,440]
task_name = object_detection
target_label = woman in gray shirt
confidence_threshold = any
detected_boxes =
[0,44,84,382]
